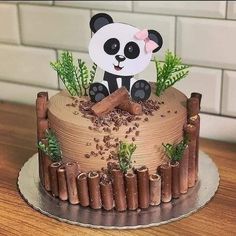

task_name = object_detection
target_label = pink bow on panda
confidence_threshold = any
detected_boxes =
[134,29,159,53]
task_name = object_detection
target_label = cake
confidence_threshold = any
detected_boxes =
[36,13,201,212]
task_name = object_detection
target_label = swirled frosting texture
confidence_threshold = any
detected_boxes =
[48,86,187,174]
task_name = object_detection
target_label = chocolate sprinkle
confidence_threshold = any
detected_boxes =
[67,98,162,161]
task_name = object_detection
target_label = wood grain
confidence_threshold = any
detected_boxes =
[0,101,235,236]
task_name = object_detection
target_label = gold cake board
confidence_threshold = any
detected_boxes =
[17,151,219,229]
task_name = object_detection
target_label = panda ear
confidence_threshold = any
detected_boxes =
[148,30,163,53]
[90,13,113,33]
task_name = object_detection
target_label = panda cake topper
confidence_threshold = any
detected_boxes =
[88,13,163,103]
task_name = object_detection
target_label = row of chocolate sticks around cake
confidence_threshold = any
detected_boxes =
[36,91,201,211]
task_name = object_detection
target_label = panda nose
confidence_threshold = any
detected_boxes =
[115,55,126,62]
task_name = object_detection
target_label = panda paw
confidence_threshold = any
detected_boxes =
[131,80,151,102]
[89,82,109,102]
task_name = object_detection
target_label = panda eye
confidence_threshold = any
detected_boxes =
[124,42,140,59]
[103,38,120,55]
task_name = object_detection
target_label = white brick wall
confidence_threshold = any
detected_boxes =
[0,0,235,142]
[0,44,58,88]
[133,1,226,18]
[222,70,236,117]
[227,2,236,20]
[55,1,132,11]
[177,17,236,70]
[0,81,59,105]
[174,67,222,114]
[0,4,20,44]
[19,5,91,51]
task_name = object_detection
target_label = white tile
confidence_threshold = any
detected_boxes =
[18,1,52,4]
[0,1,17,3]
[222,70,236,117]
[92,10,175,60]
[0,44,58,88]
[177,17,236,70]
[134,1,226,18]
[174,66,222,114]
[0,81,59,105]
[19,5,91,51]
[0,1,52,4]
[0,4,20,44]
[200,113,236,143]
[57,51,104,89]
[227,1,236,20]
[55,1,132,11]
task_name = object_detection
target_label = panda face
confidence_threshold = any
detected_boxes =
[89,23,152,76]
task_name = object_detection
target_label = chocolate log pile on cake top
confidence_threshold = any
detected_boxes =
[35,12,202,212]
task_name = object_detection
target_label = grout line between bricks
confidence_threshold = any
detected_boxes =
[174,16,177,54]
[0,78,60,91]
[19,42,89,54]
[16,2,22,45]
[15,3,236,22]
[0,41,235,73]
[200,111,236,120]
[225,0,228,19]
[131,0,134,12]
[55,49,60,90]
[219,69,224,115]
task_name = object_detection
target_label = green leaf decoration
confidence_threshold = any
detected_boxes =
[90,63,97,84]
[118,142,136,173]
[38,129,62,162]
[162,136,188,163]
[153,50,189,96]
[50,51,97,97]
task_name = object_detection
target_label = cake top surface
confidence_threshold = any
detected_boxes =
[48,85,187,128]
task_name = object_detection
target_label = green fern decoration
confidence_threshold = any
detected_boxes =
[162,136,188,164]
[90,63,97,84]
[154,50,189,96]
[50,51,97,97]
[78,59,89,96]
[118,142,136,173]
[38,129,62,162]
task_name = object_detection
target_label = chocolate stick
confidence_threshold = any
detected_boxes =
[65,162,80,204]
[171,162,180,198]
[41,139,52,191]
[37,119,49,141]
[57,165,68,201]
[191,92,202,109]
[125,172,138,210]
[189,115,200,182]
[111,168,127,211]
[137,166,150,209]
[36,92,48,184]
[184,124,197,188]
[158,164,172,203]
[100,175,114,211]
[118,100,142,116]
[187,97,200,118]
[179,146,189,194]
[91,87,142,117]
[49,161,62,197]
[36,92,48,120]
[88,171,102,209]
[77,173,90,207]
[149,174,161,206]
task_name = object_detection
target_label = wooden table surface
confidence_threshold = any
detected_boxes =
[0,101,235,236]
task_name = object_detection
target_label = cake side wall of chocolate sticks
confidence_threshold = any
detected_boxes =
[36,89,202,211]
[36,92,49,189]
